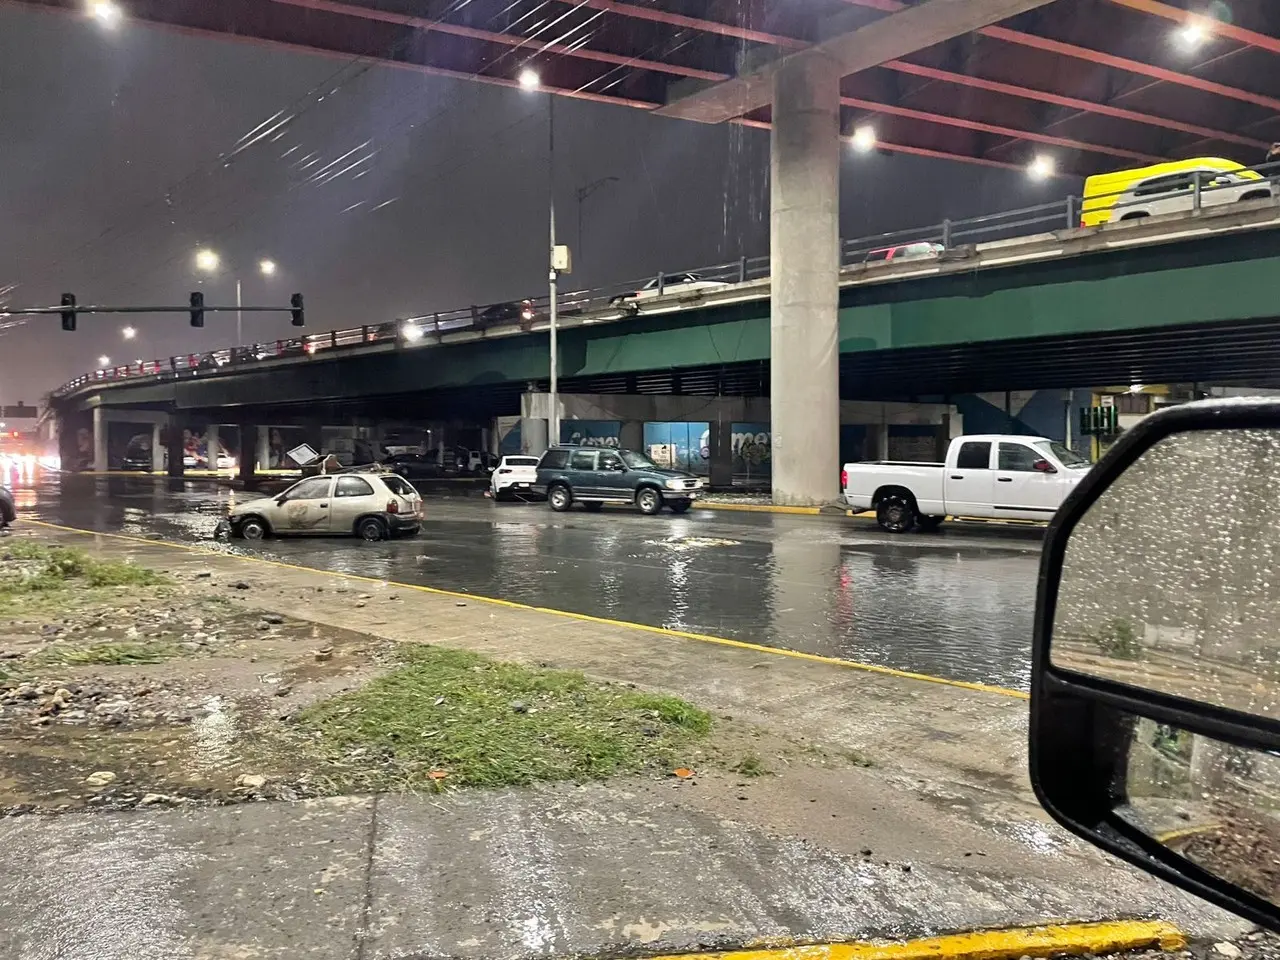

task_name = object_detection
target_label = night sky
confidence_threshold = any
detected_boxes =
[0,3,1076,405]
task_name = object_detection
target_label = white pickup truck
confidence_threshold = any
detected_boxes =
[842,434,1092,533]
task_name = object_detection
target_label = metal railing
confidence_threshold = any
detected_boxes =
[52,159,1280,399]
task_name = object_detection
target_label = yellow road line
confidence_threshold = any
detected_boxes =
[643,921,1185,960]
[24,519,1028,700]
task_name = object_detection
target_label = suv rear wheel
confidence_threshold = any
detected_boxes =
[548,484,572,512]
[636,487,663,515]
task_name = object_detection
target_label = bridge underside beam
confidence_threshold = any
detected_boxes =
[658,0,1056,124]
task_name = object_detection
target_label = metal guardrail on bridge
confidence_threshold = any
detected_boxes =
[52,160,1280,399]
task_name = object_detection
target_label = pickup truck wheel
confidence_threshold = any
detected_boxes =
[548,484,573,512]
[916,515,944,532]
[636,487,663,515]
[876,496,917,533]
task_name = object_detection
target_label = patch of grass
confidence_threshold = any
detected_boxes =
[842,748,874,768]
[0,543,166,596]
[298,645,712,790]
[1093,617,1142,660]
[730,753,768,777]
[28,641,183,667]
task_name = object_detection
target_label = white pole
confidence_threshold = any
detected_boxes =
[548,92,560,448]
[236,278,243,347]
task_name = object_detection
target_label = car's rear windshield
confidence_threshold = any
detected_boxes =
[539,449,570,469]
[381,475,416,496]
[506,457,539,467]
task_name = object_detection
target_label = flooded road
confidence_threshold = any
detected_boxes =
[21,476,1044,689]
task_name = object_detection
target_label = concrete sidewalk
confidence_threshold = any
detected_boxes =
[0,525,1245,958]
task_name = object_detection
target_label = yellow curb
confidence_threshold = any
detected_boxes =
[699,501,824,515]
[642,920,1185,960]
[1155,823,1223,844]
[22,520,1028,701]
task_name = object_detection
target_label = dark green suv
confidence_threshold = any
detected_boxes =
[533,446,705,515]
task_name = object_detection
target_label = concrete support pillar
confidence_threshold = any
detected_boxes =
[205,424,220,471]
[934,414,951,463]
[165,417,185,478]
[707,420,733,489]
[92,407,108,473]
[870,422,890,461]
[257,429,271,472]
[770,51,841,506]
[151,423,165,473]
[520,418,549,456]
[238,425,259,489]
[618,420,643,453]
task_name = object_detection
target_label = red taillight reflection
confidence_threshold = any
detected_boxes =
[386,499,400,514]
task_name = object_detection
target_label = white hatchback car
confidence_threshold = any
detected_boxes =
[610,272,730,305]
[490,455,541,501]
[225,471,422,541]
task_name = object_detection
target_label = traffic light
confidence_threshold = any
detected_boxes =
[60,293,76,332]
[189,291,205,328]
[290,293,305,327]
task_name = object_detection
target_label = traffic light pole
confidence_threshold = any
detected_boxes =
[3,295,304,332]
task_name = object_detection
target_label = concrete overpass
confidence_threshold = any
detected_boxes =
[51,199,1280,480]
[18,0,1280,500]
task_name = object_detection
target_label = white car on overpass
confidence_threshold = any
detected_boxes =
[610,272,730,305]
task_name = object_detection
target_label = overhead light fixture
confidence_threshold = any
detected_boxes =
[98,355,111,367]
[518,68,541,91]
[121,326,137,340]
[258,259,277,277]
[1028,154,1055,180]
[1176,21,1208,49]
[850,125,876,153]
[89,1,122,27]
[194,248,220,272]
[402,323,424,342]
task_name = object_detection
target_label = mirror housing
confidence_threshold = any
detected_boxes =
[1032,458,1056,473]
[275,496,289,506]
[1031,398,1280,932]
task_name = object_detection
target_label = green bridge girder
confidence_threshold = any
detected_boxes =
[62,228,1280,413]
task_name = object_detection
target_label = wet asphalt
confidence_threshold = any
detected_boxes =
[17,475,1045,690]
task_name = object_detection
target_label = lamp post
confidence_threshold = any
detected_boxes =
[195,249,277,346]
[520,67,561,448]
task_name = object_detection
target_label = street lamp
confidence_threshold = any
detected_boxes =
[850,125,876,153]
[121,325,136,340]
[1028,154,1056,181]
[520,66,562,448]
[195,249,278,346]
[89,1,122,27]
[98,355,110,367]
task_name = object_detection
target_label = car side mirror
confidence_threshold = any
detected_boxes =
[1032,399,1280,932]
[1033,459,1057,473]
[275,496,288,506]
